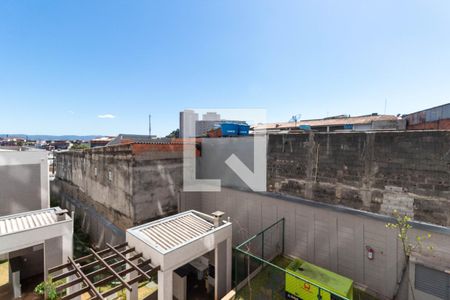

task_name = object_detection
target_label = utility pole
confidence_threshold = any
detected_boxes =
[149,114,152,138]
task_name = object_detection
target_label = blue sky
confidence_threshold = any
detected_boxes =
[1,1,449,137]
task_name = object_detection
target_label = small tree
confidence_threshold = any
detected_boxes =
[386,210,432,300]
[166,129,180,138]
[71,143,89,150]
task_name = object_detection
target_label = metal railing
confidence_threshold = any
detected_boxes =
[233,218,351,300]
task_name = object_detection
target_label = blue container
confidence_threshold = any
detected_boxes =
[238,124,250,136]
[299,125,311,131]
[220,123,239,137]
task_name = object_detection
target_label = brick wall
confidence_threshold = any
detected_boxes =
[267,131,450,226]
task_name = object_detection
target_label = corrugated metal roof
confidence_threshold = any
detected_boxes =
[404,103,450,125]
[253,114,398,130]
[0,208,60,236]
[135,211,215,252]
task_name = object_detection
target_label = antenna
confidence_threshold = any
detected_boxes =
[149,114,152,137]
[384,98,387,114]
[289,114,302,126]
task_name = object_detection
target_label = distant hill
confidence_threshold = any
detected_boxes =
[0,134,106,141]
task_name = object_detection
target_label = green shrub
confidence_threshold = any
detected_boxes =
[34,277,59,300]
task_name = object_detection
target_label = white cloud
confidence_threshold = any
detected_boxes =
[97,114,116,119]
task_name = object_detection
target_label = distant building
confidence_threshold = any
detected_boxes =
[107,134,156,146]
[90,136,114,148]
[202,112,220,121]
[195,120,220,136]
[50,140,71,150]
[180,110,249,137]
[179,110,199,138]
[196,119,247,137]
[0,137,26,147]
[403,103,450,130]
[253,114,405,133]
[180,109,251,137]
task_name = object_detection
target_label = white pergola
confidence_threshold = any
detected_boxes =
[127,210,232,300]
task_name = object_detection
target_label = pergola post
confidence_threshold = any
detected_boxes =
[126,270,138,300]
[64,233,77,300]
[126,251,139,300]
[158,269,173,300]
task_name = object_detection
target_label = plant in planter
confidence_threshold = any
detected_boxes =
[34,277,59,300]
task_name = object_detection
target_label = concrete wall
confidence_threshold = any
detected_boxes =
[196,132,450,226]
[59,194,125,248]
[132,149,182,223]
[54,145,135,229]
[53,143,183,244]
[0,151,49,216]
[181,187,450,299]
[267,131,450,226]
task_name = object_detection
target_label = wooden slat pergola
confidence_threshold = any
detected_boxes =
[48,242,159,300]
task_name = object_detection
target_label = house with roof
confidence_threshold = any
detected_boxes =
[253,113,405,133]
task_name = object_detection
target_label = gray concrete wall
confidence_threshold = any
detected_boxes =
[0,151,49,216]
[197,132,450,226]
[53,144,183,243]
[59,194,125,248]
[268,131,450,226]
[54,145,135,229]
[181,188,450,299]
[132,150,182,223]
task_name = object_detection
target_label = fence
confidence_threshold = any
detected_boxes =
[233,218,351,300]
